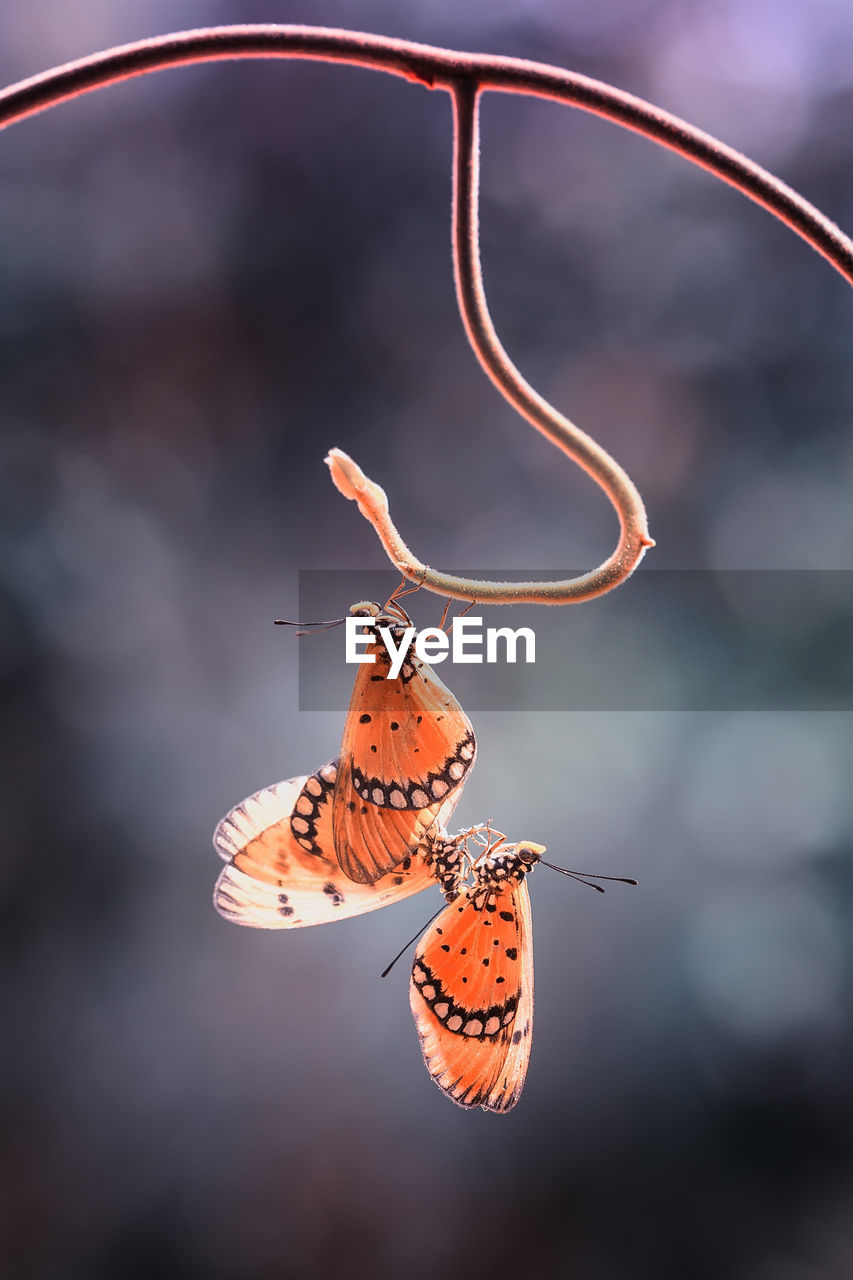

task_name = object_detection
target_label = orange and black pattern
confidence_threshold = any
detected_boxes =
[333,602,476,884]
[409,839,544,1113]
[214,765,467,929]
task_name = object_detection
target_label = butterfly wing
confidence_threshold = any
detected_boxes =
[334,637,476,884]
[409,876,534,1113]
[213,765,440,929]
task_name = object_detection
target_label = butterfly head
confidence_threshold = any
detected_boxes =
[474,840,546,890]
[349,599,413,641]
[513,841,547,869]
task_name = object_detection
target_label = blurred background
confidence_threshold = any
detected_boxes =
[2,3,853,1278]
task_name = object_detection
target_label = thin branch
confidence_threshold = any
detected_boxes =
[1,26,852,604]
[328,83,653,605]
[2,28,849,280]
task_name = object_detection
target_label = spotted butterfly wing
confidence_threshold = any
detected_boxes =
[409,842,543,1112]
[213,762,456,929]
[334,603,476,884]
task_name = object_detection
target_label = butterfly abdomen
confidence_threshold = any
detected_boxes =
[421,831,466,902]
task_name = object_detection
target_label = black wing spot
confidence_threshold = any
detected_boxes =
[322,882,344,905]
[506,947,518,961]
[390,721,399,731]
[512,1030,522,1045]
[417,715,423,724]
[499,910,514,922]
[441,944,450,953]
[482,958,490,968]
[359,713,372,724]
[371,745,377,753]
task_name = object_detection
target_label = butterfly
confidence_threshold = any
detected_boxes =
[409,834,545,1113]
[215,781,635,1109]
[213,761,470,929]
[331,598,477,885]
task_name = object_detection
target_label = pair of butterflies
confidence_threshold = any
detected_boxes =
[213,597,545,1112]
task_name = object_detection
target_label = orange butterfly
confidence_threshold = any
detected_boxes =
[213,761,468,929]
[215,785,635,1109]
[331,598,477,885]
[409,832,544,1113]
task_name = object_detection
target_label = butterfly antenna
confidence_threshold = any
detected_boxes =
[380,904,446,979]
[273,616,347,636]
[540,860,638,894]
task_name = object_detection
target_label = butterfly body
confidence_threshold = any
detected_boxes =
[410,839,545,1113]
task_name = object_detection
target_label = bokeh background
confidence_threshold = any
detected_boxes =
[2,3,853,1278]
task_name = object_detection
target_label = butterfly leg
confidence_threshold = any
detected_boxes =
[387,569,427,607]
[446,598,477,635]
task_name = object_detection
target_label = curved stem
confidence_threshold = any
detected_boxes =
[329,83,653,604]
[1,26,852,604]
[445,82,652,602]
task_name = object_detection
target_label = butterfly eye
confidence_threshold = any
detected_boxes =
[516,843,546,867]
